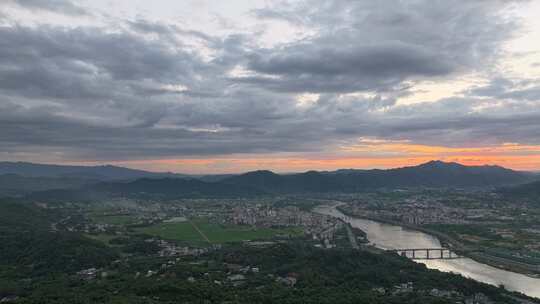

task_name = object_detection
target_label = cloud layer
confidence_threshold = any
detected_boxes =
[0,0,539,171]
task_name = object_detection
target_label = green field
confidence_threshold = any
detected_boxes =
[90,214,137,225]
[137,221,206,244]
[137,218,302,244]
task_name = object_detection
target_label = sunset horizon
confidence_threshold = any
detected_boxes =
[5,157,538,175]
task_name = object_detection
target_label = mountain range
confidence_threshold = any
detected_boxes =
[0,161,186,180]
[0,162,190,197]
[7,160,535,200]
[221,160,533,193]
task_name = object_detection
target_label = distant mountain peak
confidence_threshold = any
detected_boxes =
[242,170,279,176]
[419,160,461,168]
[418,160,511,169]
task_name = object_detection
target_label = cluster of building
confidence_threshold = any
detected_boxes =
[346,197,497,226]
[230,204,343,247]
[76,268,108,281]
[342,192,540,267]
[275,273,299,287]
[230,205,330,227]
[222,265,298,288]
[152,239,221,257]
[373,283,494,303]
[0,296,19,303]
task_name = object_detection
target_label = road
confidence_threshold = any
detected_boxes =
[344,222,359,249]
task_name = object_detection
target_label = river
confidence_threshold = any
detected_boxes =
[314,204,540,298]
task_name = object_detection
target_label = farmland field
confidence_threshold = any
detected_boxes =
[137,221,205,244]
[137,218,302,244]
[90,214,137,225]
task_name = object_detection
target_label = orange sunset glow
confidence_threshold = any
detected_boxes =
[86,141,540,174]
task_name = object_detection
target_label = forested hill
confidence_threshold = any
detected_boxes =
[27,177,266,202]
[0,201,117,276]
[222,161,533,193]
[0,161,187,180]
[499,180,540,201]
[93,177,265,198]
[0,174,95,197]
[0,201,53,230]
[0,162,189,197]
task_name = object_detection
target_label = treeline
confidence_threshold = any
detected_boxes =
[5,241,537,303]
[0,201,118,278]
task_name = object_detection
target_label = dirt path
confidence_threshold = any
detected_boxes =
[189,219,211,243]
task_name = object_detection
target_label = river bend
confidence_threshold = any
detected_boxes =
[314,204,540,298]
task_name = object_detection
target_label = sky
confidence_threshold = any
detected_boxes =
[1,0,540,174]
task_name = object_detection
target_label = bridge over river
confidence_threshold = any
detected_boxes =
[390,247,481,260]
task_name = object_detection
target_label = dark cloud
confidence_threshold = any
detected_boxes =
[9,0,88,15]
[317,96,540,148]
[502,87,540,101]
[237,42,452,93]
[0,23,208,113]
[127,19,217,44]
[0,101,324,161]
[244,0,515,93]
[248,43,451,78]
[0,0,538,164]
[469,77,540,101]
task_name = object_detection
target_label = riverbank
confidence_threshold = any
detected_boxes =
[336,205,540,277]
